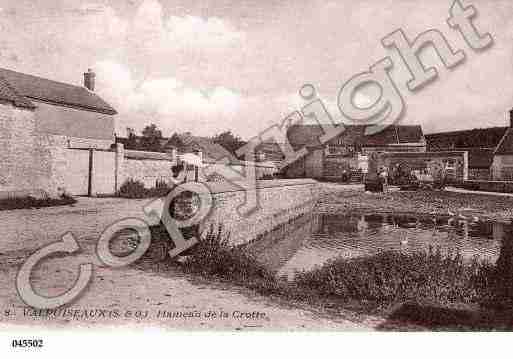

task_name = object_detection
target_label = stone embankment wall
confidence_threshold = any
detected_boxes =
[200,179,319,245]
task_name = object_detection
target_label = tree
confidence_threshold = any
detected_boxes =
[140,124,163,152]
[212,130,247,158]
[166,133,185,150]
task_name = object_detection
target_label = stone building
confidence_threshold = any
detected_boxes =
[425,109,513,180]
[282,124,425,180]
[0,67,117,196]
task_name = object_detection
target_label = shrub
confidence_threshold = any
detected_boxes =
[117,179,171,198]
[0,195,76,210]
[182,225,276,287]
[293,248,485,304]
[117,179,148,198]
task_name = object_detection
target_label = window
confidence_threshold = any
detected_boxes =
[327,144,338,155]
[445,159,456,170]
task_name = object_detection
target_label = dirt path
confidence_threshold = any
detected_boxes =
[0,241,374,330]
[0,197,375,330]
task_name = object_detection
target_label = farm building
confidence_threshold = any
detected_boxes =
[0,67,116,196]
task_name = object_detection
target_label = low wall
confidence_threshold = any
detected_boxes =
[200,179,319,246]
[122,150,176,189]
[459,180,513,193]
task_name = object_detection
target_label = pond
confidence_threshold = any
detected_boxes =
[247,212,511,279]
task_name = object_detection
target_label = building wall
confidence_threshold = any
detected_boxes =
[323,155,359,178]
[0,100,115,196]
[0,103,41,192]
[122,158,175,189]
[491,155,513,180]
[304,149,324,178]
[34,100,114,148]
[284,156,306,178]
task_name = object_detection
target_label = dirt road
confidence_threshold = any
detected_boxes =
[0,196,374,330]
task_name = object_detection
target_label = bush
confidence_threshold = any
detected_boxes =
[117,179,147,198]
[293,248,486,304]
[0,195,76,210]
[117,179,171,198]
[183,225,276,287]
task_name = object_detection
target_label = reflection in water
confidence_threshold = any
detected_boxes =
[248,212,511,279]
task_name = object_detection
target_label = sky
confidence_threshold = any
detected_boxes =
[0,0,512,139]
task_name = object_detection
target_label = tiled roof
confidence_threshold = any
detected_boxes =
[495,128,513,155]
[0,68,117,115]
[179,134,238,163]
[425,127,507,151]
[286,124,424,149]
[0,75,35,108]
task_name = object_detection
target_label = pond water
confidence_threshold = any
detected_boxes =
[248,212,512,279]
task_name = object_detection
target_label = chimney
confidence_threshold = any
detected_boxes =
[84,69,96,91]
[510,109,513,128]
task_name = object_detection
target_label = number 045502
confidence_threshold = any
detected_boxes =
[11,339,44,349]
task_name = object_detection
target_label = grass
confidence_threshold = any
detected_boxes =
[0,195,76,210]
[171,226,505,307]
[180,225,280,293]
[318,188,513,221]
[293,248,486,305]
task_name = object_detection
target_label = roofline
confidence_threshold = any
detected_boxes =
[0,75,37,109]
[0,68,117,115]
[29,96,117,115]
[493,128,511,155]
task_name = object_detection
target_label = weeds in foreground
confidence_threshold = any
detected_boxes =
[293,248,488,305]
[182,225,278,291]
[176,227,510,309]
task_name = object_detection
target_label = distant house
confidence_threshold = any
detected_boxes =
[425,111,513,180]
[163,133,278,181]
[282,124,425,179]
[163,132,239,165]
[254,141,287,167]
[425,127,506,180]
[0,67,117,195]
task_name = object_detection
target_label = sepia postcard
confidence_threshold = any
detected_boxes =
[0,0,512,355]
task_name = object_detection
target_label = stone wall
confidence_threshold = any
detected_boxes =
[200,179,319,246]
[122,157,175,189]
[0,102,40,192]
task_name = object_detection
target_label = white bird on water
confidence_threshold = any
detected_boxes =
[400,235,409,245]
